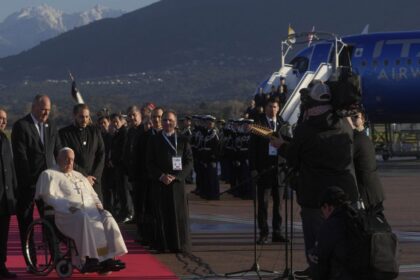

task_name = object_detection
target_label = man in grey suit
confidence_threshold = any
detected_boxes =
[11,95,62,267]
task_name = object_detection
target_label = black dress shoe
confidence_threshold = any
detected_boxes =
[293,267,312,279]
[0,267,17,278]
[256,235,269,245]
[100,259,126,272]
[272,234,289,243]
[81,258,101,273]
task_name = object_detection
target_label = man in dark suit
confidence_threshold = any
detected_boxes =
[123,106,146,235]
[249,97,287,244]
[109,113,132,222]
[0,110,18,278]
[146,110,193,253]
[11,95,62,266]
[59,104,105,200]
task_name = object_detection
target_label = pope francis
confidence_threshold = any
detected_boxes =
[35,147,127,272]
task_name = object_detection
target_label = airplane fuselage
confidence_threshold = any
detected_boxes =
[291,31,420,123]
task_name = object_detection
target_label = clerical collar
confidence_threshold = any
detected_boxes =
[72,123,86,131]
[164,131,175,137]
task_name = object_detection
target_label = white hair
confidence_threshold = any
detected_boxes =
[59,147,74,155]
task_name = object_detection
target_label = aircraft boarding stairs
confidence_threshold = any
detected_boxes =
[263,63,333,127]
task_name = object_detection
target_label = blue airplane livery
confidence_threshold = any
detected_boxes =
[262,31,420,124]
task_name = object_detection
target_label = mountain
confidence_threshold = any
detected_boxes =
[1,0,420,84]
[0,4,124,58]
[1,0,420,121]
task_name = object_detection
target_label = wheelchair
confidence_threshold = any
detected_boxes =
[23,201,81,278]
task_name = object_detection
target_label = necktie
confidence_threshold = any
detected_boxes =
[38,122,44,145]
[270,120,275,131]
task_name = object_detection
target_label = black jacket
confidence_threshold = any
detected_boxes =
[0,132,18,214]
[146,132,193,183]
[110,125,128,169]
[11,114,61,190]
[249,114,285,187]
[279,111,358,208]
[59,124,105,180]
[353,130,385,209]
[123,125,146,182]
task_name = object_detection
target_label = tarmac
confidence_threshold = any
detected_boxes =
[126,157,420,279]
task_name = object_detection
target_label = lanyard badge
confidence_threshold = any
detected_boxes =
[163,133,183,171]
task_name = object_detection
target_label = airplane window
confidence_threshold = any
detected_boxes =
[407,59,412,65]
[361,60,367,67]
[395,59,400,65]
[372,60,378,66]
[384,59,389,66]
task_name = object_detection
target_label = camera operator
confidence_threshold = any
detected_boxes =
[270,80,358,278]
[311,186,353,280]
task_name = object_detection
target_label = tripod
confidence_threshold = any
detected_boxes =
[224,166,278,279]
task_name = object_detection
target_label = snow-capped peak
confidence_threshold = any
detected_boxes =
[0,4,125,58]
[6,4,65,31]
[78,4,122,25]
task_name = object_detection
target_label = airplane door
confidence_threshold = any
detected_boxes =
[309,43,333,71]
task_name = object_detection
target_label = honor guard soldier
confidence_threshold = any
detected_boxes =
[232,119,253,199]
[199,115,220,200]
[217,119,231,183]
[180,116,193,139]
[222,120,237,195]
[190,115,204,195]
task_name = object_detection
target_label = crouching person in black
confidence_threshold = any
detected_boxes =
[311,187,352,280]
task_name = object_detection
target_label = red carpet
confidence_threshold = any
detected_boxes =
[6,214,179,279]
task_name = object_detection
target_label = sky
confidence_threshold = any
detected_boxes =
[0,0,160,21]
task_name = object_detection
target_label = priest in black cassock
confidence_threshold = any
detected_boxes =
[146,110,193,253]
[59,104,105,200]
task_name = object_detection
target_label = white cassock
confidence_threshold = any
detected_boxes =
[35,167,128,263]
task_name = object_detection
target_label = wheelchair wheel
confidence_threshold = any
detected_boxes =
[56,259,73,278]
[24,219,58,275]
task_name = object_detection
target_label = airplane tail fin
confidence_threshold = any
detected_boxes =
[361,24,369,34]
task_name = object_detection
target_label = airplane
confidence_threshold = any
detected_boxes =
[258,30,420,159]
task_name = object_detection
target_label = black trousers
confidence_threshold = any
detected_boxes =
[16,190,36,265]
[0,195,11,264]
[102,167,116,214]
[0,214,10,264]
[257,185,283,236]
[201,162,220,199]
[115,166,133,218]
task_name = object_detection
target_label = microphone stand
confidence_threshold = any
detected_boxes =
[223,165,279,279]
[276,166,297,279]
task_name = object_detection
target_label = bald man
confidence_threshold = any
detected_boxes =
[11,94,62,267]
